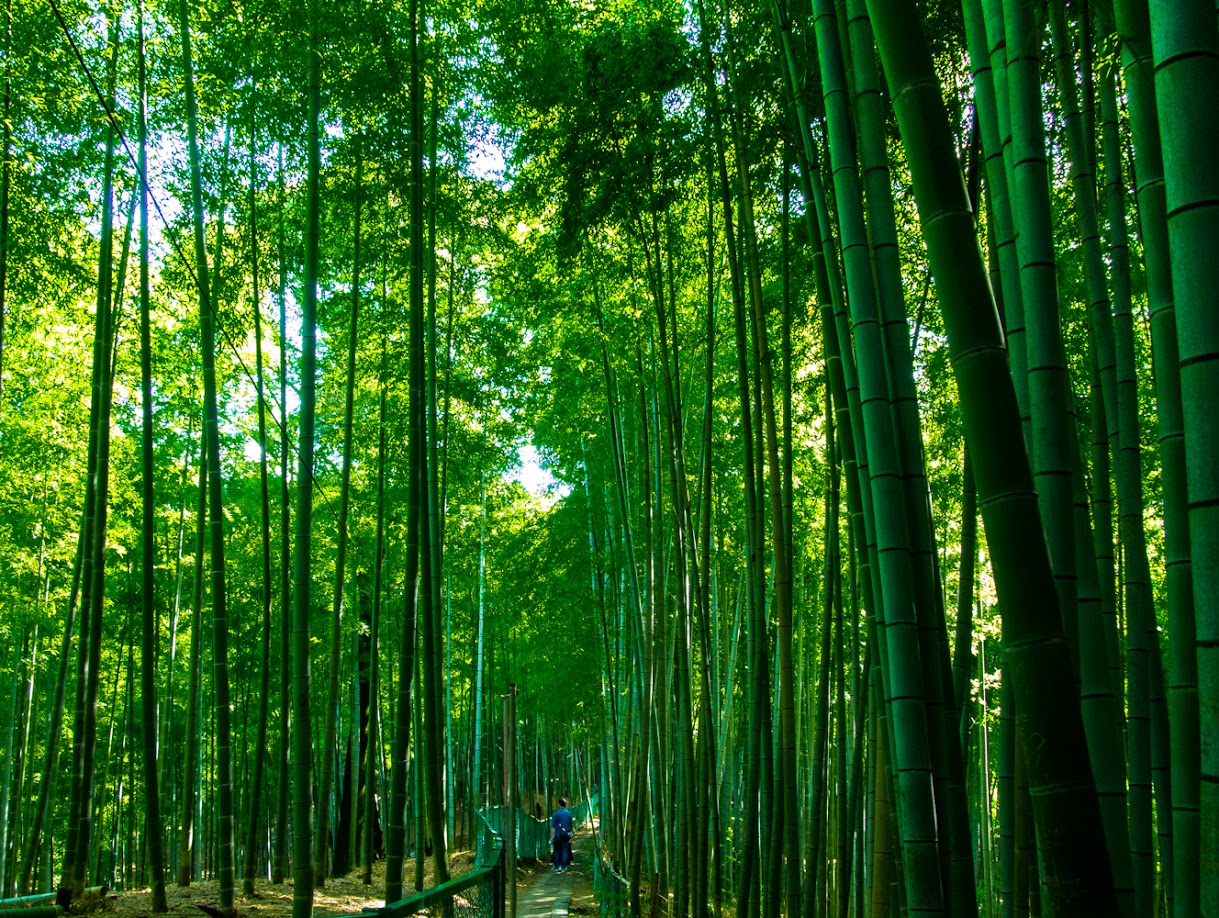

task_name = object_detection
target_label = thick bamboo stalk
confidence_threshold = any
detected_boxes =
[864,0,1118,911]
[1108,4,1200,912]
[1146,4,1219,912]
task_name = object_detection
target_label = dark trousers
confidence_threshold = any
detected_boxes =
[552,836,572,867]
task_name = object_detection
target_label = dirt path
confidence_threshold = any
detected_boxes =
[514,832,595,917]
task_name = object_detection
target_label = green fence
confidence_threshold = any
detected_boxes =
[323,793,600,918]
[571,790,599,829]
[335,813,505,918]
[593,851,629,918]
[477,806,551,861]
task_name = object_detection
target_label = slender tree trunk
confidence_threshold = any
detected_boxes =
[136,7,167,905]
[953,447,976,758]
[410,22,449,886]
[62,28,120,897]
[19,538,82,893]
[472,449,487,815]
[178,0,237,907]
[0,634,25,899]
[593,283,650,917]
[273,145,291,888]
[290,0,324,908]
[0,0,10,401]
[243,89,275,898]
[697,165,722,917]
[362,336,389,885]
[803,453,836,918]
[1108,5,1200,913]
[384,383,421,903]
[316,136,363,886]
[178,436,207,887]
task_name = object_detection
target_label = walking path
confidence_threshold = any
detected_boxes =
[515,832,593,917]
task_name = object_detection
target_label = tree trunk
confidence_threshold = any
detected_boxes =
[1146,4,1219,913]
[316,135,363,887]
[136,7,167,904]
[1109,4,1200,913]
[242,87,275,898]
[290,0,324,909]
[177,433,207,887]
[62,27,120,897]
[178,0,237,906]
[273,145,292,888]
[0,0,10,401]
[362,336,389,885]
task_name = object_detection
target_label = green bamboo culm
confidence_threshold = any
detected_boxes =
[177,0,237,909]
[811,1,953,913]
[177,432,206,888]
[409,0,450,888]
[960,0,1024,411]
[841,2,977,911]
[1107,3,1199,915]
[136,0,167,908]
[1148,3,1219,914]
[1047,9,1138,916]
[64,20,119,898]
[242,83,274,899]
[861,0,1118,914]
[998,0,1083,683]
[273,144,292,888]
[315,132,363,887]
[291,0,323,907]
[362,335,388,886]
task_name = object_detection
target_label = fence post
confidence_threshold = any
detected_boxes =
[494,855,506,918]
[503,684,518,918]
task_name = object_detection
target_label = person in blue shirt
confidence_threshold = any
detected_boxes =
[550,797,574,872]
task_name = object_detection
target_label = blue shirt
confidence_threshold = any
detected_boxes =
[551,807,573,838]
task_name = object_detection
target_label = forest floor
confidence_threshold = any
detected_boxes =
[101,849,477,918]
[83,828,736,918]
[95,837,604,918]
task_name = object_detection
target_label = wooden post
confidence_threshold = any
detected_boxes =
[503,685,517,918]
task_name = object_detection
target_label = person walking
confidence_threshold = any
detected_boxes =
[550,797,574,872]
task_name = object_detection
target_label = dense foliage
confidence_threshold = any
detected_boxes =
[0,0,1216,917]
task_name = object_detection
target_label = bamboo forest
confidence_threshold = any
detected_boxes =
[3,0,1219,915]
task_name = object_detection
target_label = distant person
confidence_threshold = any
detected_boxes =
[551,797,574,872]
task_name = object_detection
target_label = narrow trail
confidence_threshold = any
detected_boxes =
[516,832,594,917]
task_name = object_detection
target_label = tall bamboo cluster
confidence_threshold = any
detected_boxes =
[567,0,1218,916]
[0,0,1217,917]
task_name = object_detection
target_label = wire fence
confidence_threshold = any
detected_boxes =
[325,814,505,918]
[477,806,552,861]
[571,790,599,829]
[317,795,606,918]
[593,850,630,918]
[472,811,501,871]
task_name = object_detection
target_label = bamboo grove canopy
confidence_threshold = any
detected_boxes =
[0,0,1217,917]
